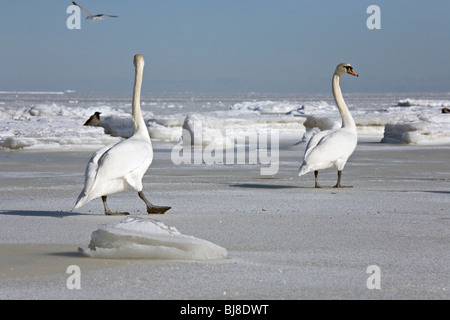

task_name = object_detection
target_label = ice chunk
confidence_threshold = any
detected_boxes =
[382,114,450,145]
[79,217,228,260]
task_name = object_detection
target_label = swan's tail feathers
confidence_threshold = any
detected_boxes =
[73,192,90,211]
[298,164,311,177]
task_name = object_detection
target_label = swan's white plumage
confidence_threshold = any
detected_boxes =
[298,63,358,184]
[299,128,356,173]
[74,54,152,210]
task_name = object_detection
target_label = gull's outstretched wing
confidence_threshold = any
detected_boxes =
[72,1,94,17]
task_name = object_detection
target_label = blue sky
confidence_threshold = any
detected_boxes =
[1,0,449,93]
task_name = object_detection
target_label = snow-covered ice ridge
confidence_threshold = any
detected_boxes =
[382,98,450,145]
[1,92,449,149]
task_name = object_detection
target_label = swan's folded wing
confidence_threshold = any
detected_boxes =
[306,129,356,164]
[74,142,119,201]
[95,140,152,183]
[303,129,330,160]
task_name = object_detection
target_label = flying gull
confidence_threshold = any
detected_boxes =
[72,1,118,22]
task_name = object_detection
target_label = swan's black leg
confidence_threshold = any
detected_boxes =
[314,171,321,188]
[138,191,171,214]
[333,171,353,188]
[102,196,130,215]
[314,170,331,188]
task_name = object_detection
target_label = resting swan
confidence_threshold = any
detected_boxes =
[73,54,171,215]
[298,63,358,188]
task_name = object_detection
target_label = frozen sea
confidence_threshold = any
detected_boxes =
[0,91,449,300]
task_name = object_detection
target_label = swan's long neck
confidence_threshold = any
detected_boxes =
[132,64,149,138]
[332,74,356,130]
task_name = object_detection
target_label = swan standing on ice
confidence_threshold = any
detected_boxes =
[74,54,171,215]
[72,1,118,22]
[298,63,359,188]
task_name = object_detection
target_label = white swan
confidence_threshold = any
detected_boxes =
[298,63,359,188]
[72,1,118,22]
[73,54,171,215]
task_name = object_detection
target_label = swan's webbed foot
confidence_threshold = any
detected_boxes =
[146,205,171,214]
[333,171,353,188]
[138,191,171,214]
[105,211,130,216]
[102,195,129,216]
[315,183,331,189]
[333,183,353,188]
[314,171,331,188]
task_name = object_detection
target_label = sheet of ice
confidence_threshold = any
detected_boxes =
[79,217,228,260]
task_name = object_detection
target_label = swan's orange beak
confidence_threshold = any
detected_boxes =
[348,69,359,77]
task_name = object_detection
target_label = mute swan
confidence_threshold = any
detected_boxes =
[298,63,358,188]
[74,54,171,215]
[72,2,118,22]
